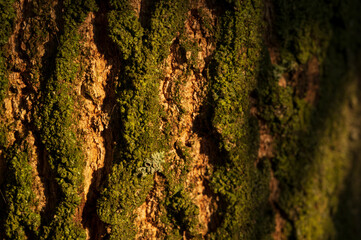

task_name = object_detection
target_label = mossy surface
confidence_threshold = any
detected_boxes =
[35,0,97,239]
[257,0,361,239]
[96,0,190,238]
[3,143,41,239]
[207,0,272,239]
[0,1,55,239]
[0,0,15,102]
[161,142,200,239]
[0,0,361,238]
[162,187,200,239]
[0,0,15,152]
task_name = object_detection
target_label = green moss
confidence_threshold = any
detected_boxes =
[257,0,361,238]
[97,0,189,238]
[0,0,16,236]
[179,36,200,71]
[158,141,200,238]
[164,188,200,239]
[259,62,352,238]
[0,1,55,238]
[208,0,272,239]
[0,0,359,238]
[17,0,56,85]
[273,0,333,64]
[35,0,97,239]
[3,144,41,239]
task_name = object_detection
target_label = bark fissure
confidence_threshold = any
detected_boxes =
[79,3,121,238]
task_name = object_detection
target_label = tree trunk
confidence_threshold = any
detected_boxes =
[0,0,361,239]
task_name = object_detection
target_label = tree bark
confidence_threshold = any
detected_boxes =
[0,0,361,239]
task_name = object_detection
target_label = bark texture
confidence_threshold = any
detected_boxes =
[0,0,361,239]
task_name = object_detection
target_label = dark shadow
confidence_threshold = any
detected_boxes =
[182,0,361,239]
[254,0,361,239]
[333,71,361,240]
[183,3,225,236]
[34,0,64,230]
[81,169,107,239]
[139,0,158,30]
[34,135,60,231]
[192,94,226,233]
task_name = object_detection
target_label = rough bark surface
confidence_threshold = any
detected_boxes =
[0,0,361,239]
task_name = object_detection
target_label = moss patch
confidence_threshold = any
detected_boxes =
[208,0,272,239]
[96,0,189,238]
[35,0,97,239]
[3,143,41,239]
[257,0,361,238]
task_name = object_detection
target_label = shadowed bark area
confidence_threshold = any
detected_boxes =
[0,0,360,239]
